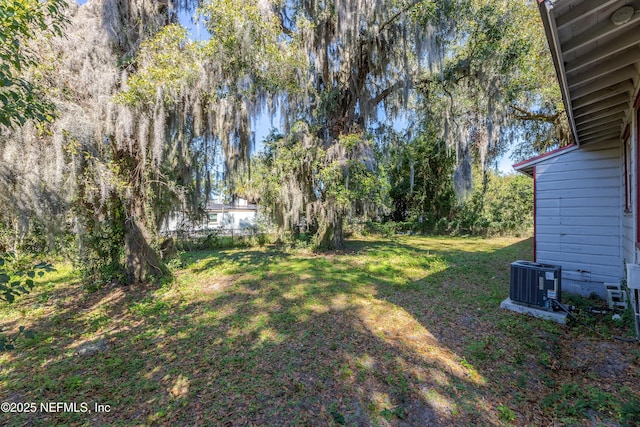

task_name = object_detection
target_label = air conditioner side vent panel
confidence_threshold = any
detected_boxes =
[510,260,561,311]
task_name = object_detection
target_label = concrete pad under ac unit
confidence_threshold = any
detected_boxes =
[500,298,568,324]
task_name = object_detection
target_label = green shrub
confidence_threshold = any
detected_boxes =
[0,256,54,304]
[377,169,533,237]
[0,255,54,351]
[76,216,126,287]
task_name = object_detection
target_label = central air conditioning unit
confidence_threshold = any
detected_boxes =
[510,260,561,311]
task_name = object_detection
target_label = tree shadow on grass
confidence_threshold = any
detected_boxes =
[0,237,525,426]
[5,236,633,426]
[362,236,640,426]
[182,246,292,275]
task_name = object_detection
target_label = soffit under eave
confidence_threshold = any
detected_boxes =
[540,0,640,146]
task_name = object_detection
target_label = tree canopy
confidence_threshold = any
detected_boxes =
[0,0,563,282]
[412,0,569,192]
[0,0,67,127]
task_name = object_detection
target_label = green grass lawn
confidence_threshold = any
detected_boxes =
[0,235,639,426]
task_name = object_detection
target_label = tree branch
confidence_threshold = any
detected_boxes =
[277,10,293,37]
[378,0,422,34]
[510,104,559,123]
[370,81,403,106]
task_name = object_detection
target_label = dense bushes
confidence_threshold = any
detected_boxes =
[448,171,533,235]
[370,169,533,237]
[385,128,533,237]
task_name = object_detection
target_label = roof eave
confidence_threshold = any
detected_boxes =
[538,0,580,145]
[512,143,579,176]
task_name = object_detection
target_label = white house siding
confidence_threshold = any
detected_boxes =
[535,141,623,297]
[218,209,257,230]
[162,207,257,234]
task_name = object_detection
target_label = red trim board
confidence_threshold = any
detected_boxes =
[512,144,578,170]
[637,106,640,247]
[533,165,537,262]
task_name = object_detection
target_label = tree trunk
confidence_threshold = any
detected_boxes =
[332,212,344,249]
[315,207,345,250]
[109,142,167,285]
[123,212,165,285]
